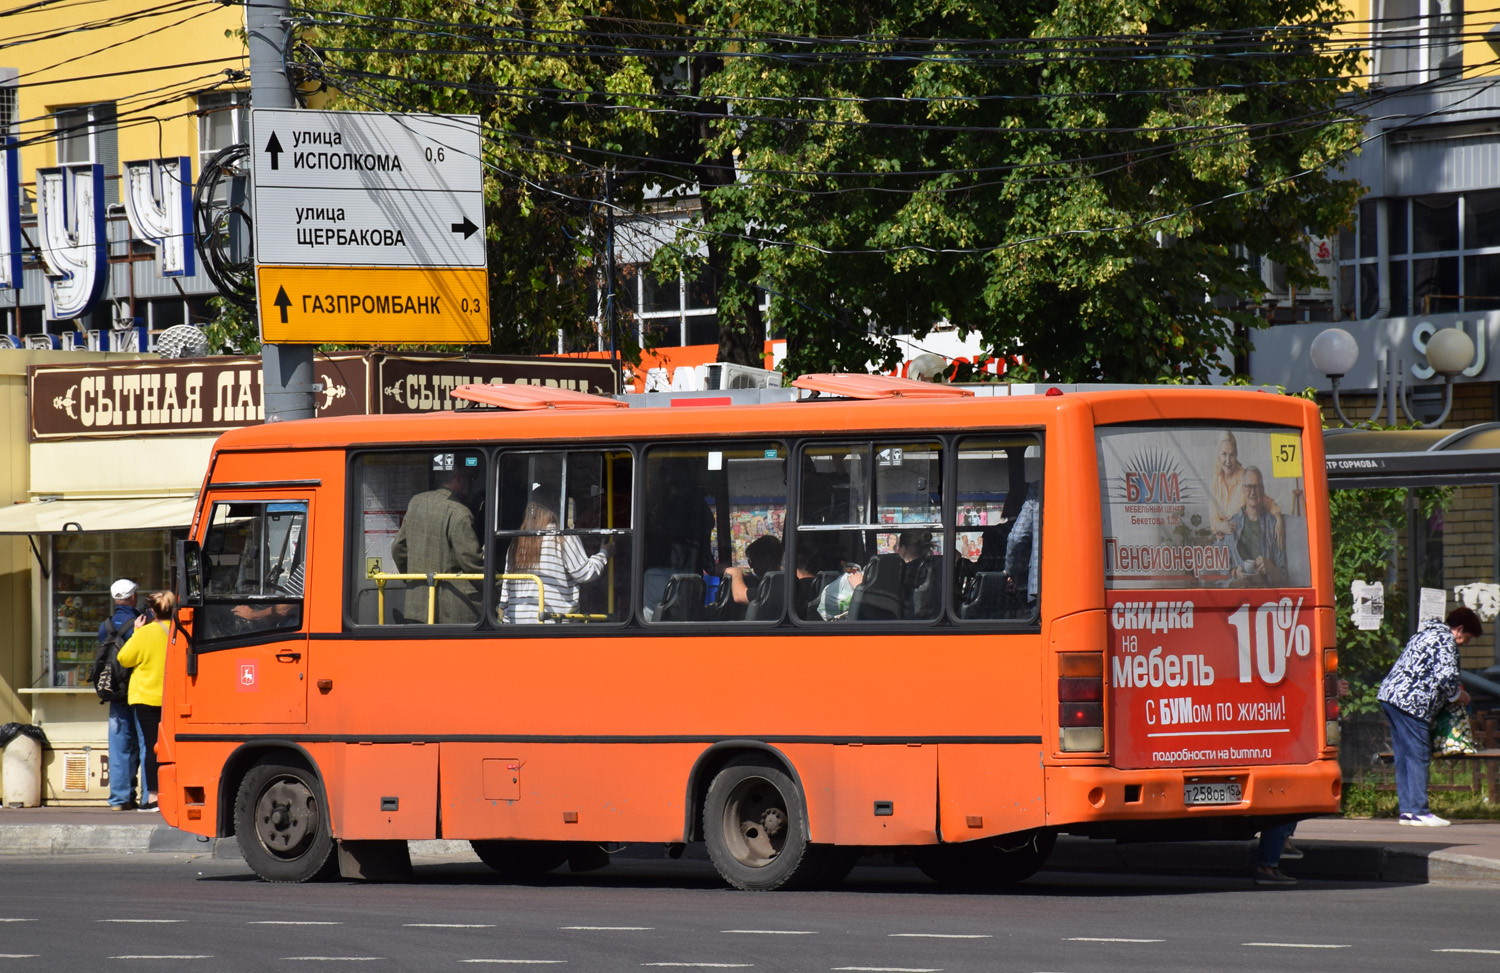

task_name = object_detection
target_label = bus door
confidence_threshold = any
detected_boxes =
[182,496,312,725]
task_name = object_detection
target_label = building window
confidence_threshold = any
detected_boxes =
[50,530,172,687]
[1374,0,1463,86]
[1338,190,1500,317]
[52,102,118,202]
[0,68,17,139]
[198,90,247,172]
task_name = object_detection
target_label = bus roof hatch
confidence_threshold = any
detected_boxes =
[792,373,975,400]
[451,384,630,411]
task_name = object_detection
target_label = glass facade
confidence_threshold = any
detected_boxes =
[49,530,172,688]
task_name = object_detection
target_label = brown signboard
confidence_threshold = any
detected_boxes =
[30,353,620,440]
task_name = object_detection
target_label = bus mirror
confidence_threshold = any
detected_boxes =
[176,539,204,608]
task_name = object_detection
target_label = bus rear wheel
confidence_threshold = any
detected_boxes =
[470,840,570,878]
[913,829,1056,890]
[704,758,823,891]
[234,761,337,883]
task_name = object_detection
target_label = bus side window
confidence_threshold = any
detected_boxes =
[495,449,632,625]
[642,443,788,624]
[792,440,944,623]
[197,500,307,643]
[953,436,1042,621]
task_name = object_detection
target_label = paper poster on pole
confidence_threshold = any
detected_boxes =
[1419,587,1447,626]
[1351,580,1384,631]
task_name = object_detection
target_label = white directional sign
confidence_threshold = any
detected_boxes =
[250,109,486,269]
[250,109,490,343]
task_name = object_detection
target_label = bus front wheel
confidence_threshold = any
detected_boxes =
[704,758,819,891]
[234,761,337,883]
[913,829,1057,890]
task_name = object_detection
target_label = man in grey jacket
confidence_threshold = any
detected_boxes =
[1378,607,1481,826]
[390,465,483,624]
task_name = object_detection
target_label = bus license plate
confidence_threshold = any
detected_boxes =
[1184,781,1243,805]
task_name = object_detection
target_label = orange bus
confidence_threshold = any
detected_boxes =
[159,375,1341,887]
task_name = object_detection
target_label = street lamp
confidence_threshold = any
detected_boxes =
[1311,326,1475,429]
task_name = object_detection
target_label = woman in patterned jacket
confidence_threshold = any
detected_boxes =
[1377,607,1481,826]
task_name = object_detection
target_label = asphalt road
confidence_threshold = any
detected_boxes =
[3,853,1497,972]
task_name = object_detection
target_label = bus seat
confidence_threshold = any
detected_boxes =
[744,570,785,621]
[903,556,939,620]
[655,573,706,622]
[711,571,746,622]
[850,554,903,621]
[805,570,842,619]
[960,571,1007,619]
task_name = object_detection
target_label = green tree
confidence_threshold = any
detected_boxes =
[685,0,1364,378]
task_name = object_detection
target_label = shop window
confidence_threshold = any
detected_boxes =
[495,449,632,624]
[793,440,945,623]
[641,442,786,623]
[50,530,172,687]
[351,451,486,627]
[196,502,306,643]
[951,437,1043,620]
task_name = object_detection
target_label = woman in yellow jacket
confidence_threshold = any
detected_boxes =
[117,589,174,812]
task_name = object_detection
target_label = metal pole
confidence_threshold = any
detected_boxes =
[604,167,618,383]
[247,0,315,422]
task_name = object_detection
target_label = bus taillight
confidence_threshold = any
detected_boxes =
[1324,648,1341,748]
[1058,652,1104,752]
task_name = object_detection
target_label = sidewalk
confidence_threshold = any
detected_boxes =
[2,805,1499,884]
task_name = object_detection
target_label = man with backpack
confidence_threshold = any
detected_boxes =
[91,579,140,810]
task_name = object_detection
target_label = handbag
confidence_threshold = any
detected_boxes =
[1432,699,1479,756]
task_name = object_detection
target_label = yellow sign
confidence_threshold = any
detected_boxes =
[256,266,490,344]
[1269,433,1301,478]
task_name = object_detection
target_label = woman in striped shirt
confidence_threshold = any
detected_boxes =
[501,489,613,623]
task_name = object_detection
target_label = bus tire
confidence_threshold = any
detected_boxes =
[234,761,338,883]
[703,757,818,891]
[470,840,570,878]
[913,829,1056,890]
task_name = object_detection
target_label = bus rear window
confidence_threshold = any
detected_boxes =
[1097,425,1311,590]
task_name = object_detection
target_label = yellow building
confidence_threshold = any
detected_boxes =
[1,0,247,342]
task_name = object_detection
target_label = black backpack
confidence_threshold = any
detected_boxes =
[90,615,135,704]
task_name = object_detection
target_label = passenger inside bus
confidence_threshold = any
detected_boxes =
[500,486,615,622]
[721,535,783,608]
[390,463,484,624]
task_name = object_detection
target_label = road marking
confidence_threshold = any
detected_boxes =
[282,958,385,962]
[832,967,943,972]
[1435,949,1500,955]
[100,919,187,924]
[250,921,343,925]
[641,966,753,969]
[722,930,817,935]
[0,919,36,923]
[110,957,215,961]
[889,933,991,939]
[461,962,568,966]
[1067,937,1166,943]
[1242,943,1351,949]
[560,926,654,931]
[406,924,496,928]
[0,956,40,960]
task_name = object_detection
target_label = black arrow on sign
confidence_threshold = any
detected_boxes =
[451,215,478,239]
[273,286,292,323]
[265,132,284,170]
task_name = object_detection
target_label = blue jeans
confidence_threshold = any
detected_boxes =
[132,704,161,798]
[1381,700,1432,816]
[1257,821,1297,868]
[107,699,140,807]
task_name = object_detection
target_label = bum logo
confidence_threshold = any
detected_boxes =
[1125,470,1181,504]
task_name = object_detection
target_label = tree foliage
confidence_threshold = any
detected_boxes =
[305,1,1364,377]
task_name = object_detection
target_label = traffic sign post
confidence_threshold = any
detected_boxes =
[250,109,489,344]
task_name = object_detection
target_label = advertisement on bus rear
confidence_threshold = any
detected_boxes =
[1096,426,1311,590]
[1097,425,1318,769]
[1106,588,1319,769]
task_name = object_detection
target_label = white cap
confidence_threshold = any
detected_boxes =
[110,579,138,600]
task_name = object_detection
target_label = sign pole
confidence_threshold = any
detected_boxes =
[246,0,315,422]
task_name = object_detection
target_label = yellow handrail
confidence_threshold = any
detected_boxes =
[366,566,606,624]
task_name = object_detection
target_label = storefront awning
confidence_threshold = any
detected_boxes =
[0,496,198,535]
[1324,423,1500,489]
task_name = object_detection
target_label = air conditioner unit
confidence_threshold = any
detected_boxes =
[700,363,783,390]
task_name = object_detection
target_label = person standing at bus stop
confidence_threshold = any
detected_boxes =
[1379,607,1480,827]
[391,464,484,624]
[116,589,175,813]
[97,579,141,810]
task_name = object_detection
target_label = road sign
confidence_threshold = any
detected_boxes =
[256,265,489,344]
[249,109,490,344]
